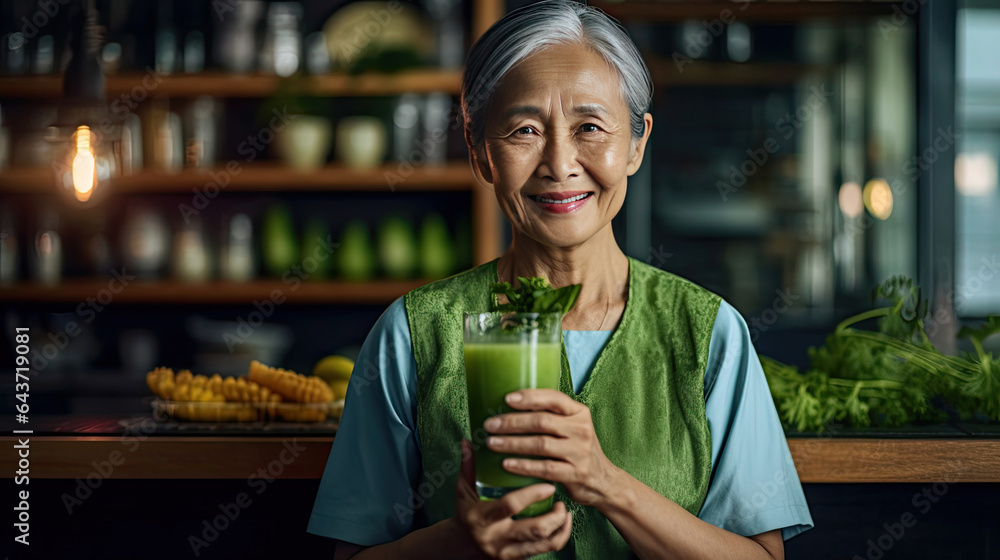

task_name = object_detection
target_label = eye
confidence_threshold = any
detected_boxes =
[512,126,536,136]
[579,123,602,133]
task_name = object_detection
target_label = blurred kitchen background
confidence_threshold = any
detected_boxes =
[0,0,998,415]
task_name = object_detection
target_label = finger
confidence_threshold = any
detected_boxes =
[487,434,573,460]
[482,483,557,523]
[552,511,573,548]
[485,411,567,437]
[500,510,573,559]
[503,457,576,482]
[509,500,567,541]
[505,388,584,415]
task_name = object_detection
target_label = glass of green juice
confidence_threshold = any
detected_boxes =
[463,311,563,518]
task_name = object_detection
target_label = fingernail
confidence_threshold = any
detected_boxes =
[484,418,500,430]
[488,436,503,447]
[541,483,556,494]
[503,458,518,468]
[506,392,522,403]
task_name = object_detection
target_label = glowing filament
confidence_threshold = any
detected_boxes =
[71,126,96,202]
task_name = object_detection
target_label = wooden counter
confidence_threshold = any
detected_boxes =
[787,438,1000,483]
[3,435,999,482]
[2,436,334,480]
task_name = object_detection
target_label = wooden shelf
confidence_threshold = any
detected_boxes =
[647,59,836,87]
[592,1,896,23]
[0,279,432,305]
[0,69,462,99]
[0,162,474,194]
[2,436,998,481]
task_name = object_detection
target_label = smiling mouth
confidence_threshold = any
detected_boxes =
[528,192,593,204]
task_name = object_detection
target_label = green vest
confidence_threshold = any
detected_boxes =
[404,257,720,558]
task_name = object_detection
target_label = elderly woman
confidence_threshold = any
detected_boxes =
[309,1,812,558]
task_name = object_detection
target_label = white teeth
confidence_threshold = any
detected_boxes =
[536,193,590,204]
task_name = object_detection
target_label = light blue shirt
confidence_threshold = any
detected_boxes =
[308,297,813,546]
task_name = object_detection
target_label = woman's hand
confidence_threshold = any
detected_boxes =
[453,439,573,559]
[484,389,623,508]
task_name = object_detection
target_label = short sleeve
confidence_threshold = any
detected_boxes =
[697,300,814,541]
[307,296,422,546]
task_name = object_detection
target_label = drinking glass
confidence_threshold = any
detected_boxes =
[463,311,562,517]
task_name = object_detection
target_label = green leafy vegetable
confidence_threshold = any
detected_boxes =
[957,316,1000,420]
[760,277,1000,432]
[957,316,1000,355]
[870,276,930,345]
[490,276,581,314]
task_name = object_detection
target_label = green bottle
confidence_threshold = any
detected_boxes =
[301,219,332,280]
[419,213,454,279]
[261,204,298,278]
[377,215,417,279]
[337,220,376,282]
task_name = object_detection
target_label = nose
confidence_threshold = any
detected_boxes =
[536,133,581,183]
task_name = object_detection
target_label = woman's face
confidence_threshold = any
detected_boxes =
[475,42,652,249]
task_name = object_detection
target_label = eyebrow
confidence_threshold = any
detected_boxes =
[501,104,610,120]
[572,104,609,116]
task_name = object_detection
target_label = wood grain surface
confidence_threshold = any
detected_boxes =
[3,436,998,482]
[788,438,1000,483]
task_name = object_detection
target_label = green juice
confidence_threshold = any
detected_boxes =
[464,341,562,517]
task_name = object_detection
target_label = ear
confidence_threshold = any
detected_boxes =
[464,127,495,185]
[626,113,653,176]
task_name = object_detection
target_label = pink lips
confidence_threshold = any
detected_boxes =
[530,191,593,214]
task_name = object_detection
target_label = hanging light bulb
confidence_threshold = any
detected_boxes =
[48,0,119,205]
[51,121,116,205]
[71,126,97,201]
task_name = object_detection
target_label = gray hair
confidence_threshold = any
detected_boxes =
[461,0,652,154]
